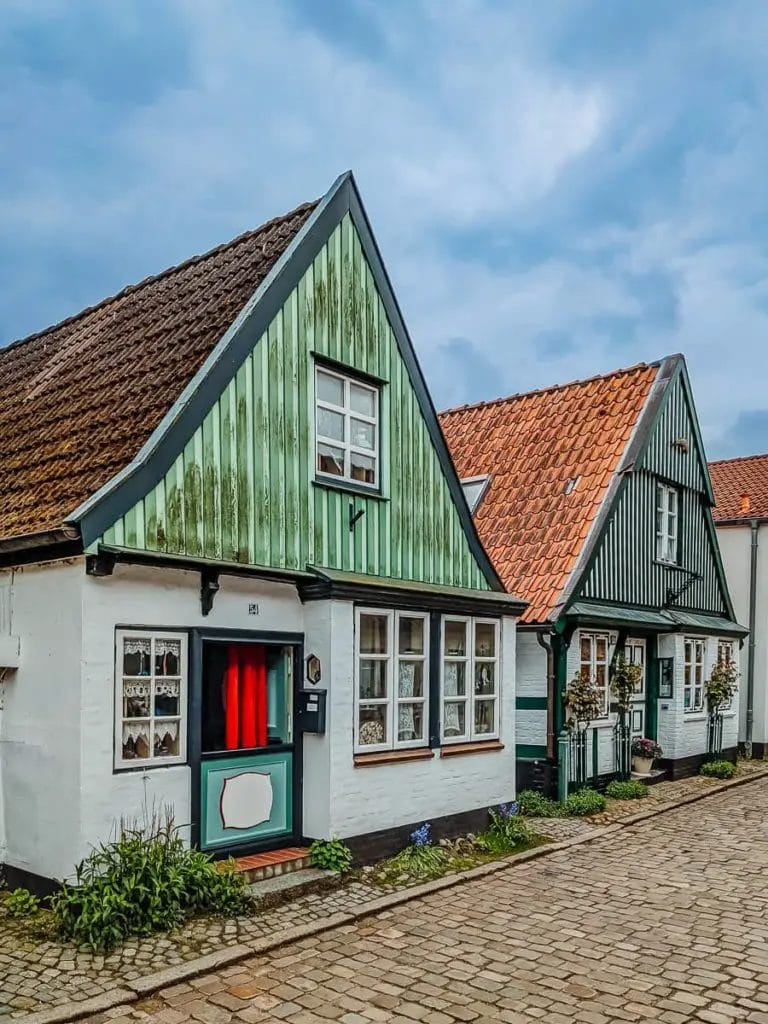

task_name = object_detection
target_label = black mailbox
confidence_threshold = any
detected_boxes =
[297,688,327,734]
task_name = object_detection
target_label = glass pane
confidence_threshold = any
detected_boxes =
[474,699,495,735]
[398,616,424,655]
[317,370,344,406]
[317,407,345,442]
[443,661,466,697]
[443,701,465,738]
[580,636,591,662]
[475,662,495,696]
[154,720,180,758]
[350,451,376,484]
[350,383,376,417]
[155,679,180,717]
[123,638,151,676]
[398,703,424,743]
[155,639,181,676]
[475,622,496,658]
[398,661,423,699]
[444,620,467,657]
[317,443,344,477]
[359,659,387,699]
[350,418,375,450]
[596,637,607,662]
[122,721,150,760]
[360,614,388,654]
[359,704,387,746]
[684,688,691,709]
[123,680,151,718]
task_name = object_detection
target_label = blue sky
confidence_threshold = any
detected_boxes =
[2,0,767,458]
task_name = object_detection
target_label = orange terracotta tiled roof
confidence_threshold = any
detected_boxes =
[0,199,317,542]
[439,362,661,624]
[710,453,768,522]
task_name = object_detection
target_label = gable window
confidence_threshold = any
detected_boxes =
[655,483,679,563]
[460,476,491,513]
[683,637,705,712]
[355,610,428,752]
[579,632,610,719]
[315,366,379,489]
[441,617,499,743]
[115,630,188,769]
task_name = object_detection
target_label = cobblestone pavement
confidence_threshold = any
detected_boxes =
[87,774,768,1024]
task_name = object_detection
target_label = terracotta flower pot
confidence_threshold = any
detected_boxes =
[632,755,655,775]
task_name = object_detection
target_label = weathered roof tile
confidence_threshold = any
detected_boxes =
[710,453,768,522]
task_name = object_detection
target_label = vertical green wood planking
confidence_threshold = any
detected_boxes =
[100,215,489,591]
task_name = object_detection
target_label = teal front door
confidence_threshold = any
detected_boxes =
[199,641,297,853]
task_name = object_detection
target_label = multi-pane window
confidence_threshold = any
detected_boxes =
[579,632,610,718]
[717,639,735,710]
[355,610,428,752]
[683,638,705,712]
[624,638,646,696]
[441,618,499,743]
[655,483,679,563]
[115,630,188,769]
[315,366,379,488]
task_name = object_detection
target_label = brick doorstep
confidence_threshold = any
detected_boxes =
[17,765,768,1024]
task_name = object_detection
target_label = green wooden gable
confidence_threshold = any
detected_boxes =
[95,190,495,591]
[571,361,732,616]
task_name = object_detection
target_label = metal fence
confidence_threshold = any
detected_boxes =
[707,711,724,759]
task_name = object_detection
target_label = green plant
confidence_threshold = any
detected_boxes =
[605,779,649,801]
[4,888,41,918]
[705,659,738,713]
[610,655,643,716]
[388,843,451,880]
[564,788,607,816]
[51,814,250,952]
[309,837,353,873]
[700,759,736,779]
[517,790,560,818]
[631,737,663,759]
[476,806,534,854]
[564,672,602,728]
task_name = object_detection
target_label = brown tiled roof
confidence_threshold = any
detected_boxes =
[0,199,317,541]
[439,362,660,624]
[710,453,768,522]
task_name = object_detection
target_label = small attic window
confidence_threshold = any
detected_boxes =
[461,475,491,513]
[563,476,580,496]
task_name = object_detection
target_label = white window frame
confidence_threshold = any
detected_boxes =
[315,365,380,490]
[114,629,188,770]
[354,609,429,753]
[624,637,647,698]
[683,637,705,713]
[579,631,610,719]
[440,616,500,744]
[655,482,679,564]
[460,475,491,514]
[717,639,735,710]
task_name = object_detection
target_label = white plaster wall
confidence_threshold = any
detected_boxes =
[515,632,547,697]
[0,561,84,880]
[516,710,546,747]
[716,524,768,746]
[318,603,518,839]
[301,601,333,838]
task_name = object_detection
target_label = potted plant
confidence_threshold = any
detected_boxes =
[631,737,662,775]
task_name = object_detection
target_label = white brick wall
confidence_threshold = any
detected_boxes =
[516,633,547,697]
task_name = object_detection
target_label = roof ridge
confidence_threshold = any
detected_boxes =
[1,198,319,356]
[438,358,663,418]
[709,452,768,468]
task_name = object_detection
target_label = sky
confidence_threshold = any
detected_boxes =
[1,0,767,459]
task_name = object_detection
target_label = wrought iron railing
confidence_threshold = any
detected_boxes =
[707,711,724,759]
[558,727,599,801]
[613,718,632,780]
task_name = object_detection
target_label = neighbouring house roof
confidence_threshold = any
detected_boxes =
[439,362,661,624]
[710,453,768,523]
[0,199,317,542]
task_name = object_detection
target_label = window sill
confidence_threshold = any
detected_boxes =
[114,760,188,774]
[682,712,707,721]
[313,478,389,502]
[354,748,434,767]
[440,740,504,758]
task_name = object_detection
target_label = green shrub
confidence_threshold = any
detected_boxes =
[5,888,40,918]
[476,808,534,854]
[700,760,736,780]
[51,817,250,952]
[517,790,560,818]
[564,788,606,816]
[605,780,649,801]
[309,837,353,873]
[387,843,451,880]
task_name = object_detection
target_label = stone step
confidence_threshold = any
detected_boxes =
[247,867,339,907]
[231,846,311,883]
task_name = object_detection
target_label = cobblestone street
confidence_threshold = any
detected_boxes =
[85,776,768,1024]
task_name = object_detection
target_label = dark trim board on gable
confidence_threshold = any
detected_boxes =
[67,172,504,593]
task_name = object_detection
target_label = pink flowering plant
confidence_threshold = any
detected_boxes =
[631,737,662,759]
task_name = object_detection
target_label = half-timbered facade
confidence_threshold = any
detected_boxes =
[441,356,746,793]
[0,172,524,890]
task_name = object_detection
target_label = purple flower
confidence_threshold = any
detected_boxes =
[410,823,431,847]
[498,802,519,819]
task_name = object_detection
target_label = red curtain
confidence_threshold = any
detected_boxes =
[223,644,268,749]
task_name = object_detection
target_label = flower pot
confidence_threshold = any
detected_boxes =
[632,755,655,775]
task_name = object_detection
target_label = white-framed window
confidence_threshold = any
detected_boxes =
[460,476,491,513]
[355,609,429,752]
[717,639,735,710]
[655,482,679,563]
[579,632,610,719]
[441,617,500,743]
[115,630,188,769]
[315,365,379,489]
[683,637,705,712]
[624,637,646,697]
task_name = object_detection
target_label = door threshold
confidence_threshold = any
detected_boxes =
[227,845,311,882]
